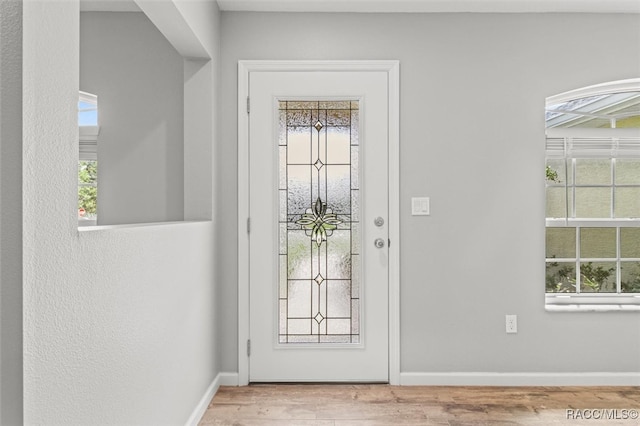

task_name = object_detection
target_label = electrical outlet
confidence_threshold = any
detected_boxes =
[505,315,517,334]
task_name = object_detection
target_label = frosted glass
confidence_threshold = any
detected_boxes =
[279,99,360,344]
[351,147,359,190]
[326,231,352,279]
[351,255,360,298]
[327,129,350,164]
[288,280,311,318]
[327,319,351,334]
[279,147,287,189]
[326,165,351,214]
[288,127,310,164]
[287,109,312,126]
[287,166,311,215]
[319,101,350,109]
[287,231,311,279]
[326,109,351,126]
[351,110,359,145]
[327,280,351,317]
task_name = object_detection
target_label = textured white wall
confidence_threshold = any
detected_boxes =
[0,0,23,423]
[23,1,220,424]
[219,12,640,376]
[80,12,185,226]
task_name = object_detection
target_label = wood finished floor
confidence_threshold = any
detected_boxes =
[199,384,640,425]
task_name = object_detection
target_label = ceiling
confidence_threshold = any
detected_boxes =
[80,0,640,13]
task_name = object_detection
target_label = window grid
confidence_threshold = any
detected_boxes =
[546,157,640,296]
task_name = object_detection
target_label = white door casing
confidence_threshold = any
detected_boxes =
[238,61,400,385]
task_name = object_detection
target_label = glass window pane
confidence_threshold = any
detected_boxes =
[580,228,616,258]
[575,159,611,185]
[546,261,576,293]
[546,228,576,259]
[575,187,611,218]
[326,128,350,165]
[579,261,616,293]
[621,228,640,258]
[615,187,640,218]
[616,159,640,185]
[546,187,568,218]
[621,261,640,293]
[78,160,97,222]
[545,159,566,184]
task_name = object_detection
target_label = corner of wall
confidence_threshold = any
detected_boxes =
[0,0,23,423]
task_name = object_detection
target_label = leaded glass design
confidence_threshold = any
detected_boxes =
[279,100,360,344]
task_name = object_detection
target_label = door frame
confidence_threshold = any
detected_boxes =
[237,60,400,385]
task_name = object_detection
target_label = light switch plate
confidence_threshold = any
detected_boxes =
[411,197,430,216]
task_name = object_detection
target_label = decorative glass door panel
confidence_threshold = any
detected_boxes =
[247,67,389,382]
[279,101,360,344]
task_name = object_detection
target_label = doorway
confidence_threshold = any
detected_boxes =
[238,61,400,384]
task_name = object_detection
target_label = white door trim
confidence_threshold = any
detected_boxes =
[237,60,400,385]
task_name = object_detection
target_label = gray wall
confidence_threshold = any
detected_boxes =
[0,0,23,423]
[23,2,221,423]
[219,12,640,374]
[80,12,184,225]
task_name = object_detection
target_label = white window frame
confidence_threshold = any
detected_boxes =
[545,80,640,311]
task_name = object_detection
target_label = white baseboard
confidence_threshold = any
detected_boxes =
[185,372,239,426]
[400,372,640,386]
[218,371,239,386]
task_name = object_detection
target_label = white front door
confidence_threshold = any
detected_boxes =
[246,64,393,382]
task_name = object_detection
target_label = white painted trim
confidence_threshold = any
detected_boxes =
[184,372,240,426]
[387,61,401,386]
[184,375,220,426]
[238,61,250,386]
[218,371,240,386]
[547,78,640,106]
[217,0,640,14]
[237,60,400,386]
[400,372,640,386]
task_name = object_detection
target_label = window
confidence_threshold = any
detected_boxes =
[545,80,640,309]
[78,91,99,226]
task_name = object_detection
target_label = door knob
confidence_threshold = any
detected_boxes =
[374,238,385,248]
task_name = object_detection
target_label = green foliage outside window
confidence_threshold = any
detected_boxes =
[78,160,97,216]
[546,260,640,293]
[545,165,560,183]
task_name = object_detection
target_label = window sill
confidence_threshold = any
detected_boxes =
[546,294,640,312]
[546,304,640,312]
[77,220,212,233]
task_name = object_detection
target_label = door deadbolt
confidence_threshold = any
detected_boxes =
[374,217,385,227]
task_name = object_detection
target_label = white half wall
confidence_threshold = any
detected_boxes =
[23,1,221,424]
